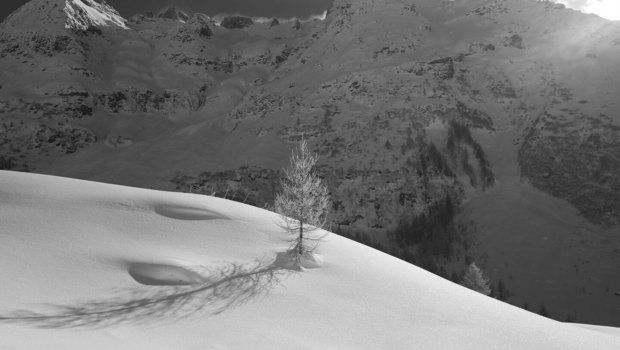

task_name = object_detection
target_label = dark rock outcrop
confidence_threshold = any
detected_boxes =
[220,16,254,29]
[95,87,209,116]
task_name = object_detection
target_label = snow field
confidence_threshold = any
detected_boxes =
[0,170,619,349]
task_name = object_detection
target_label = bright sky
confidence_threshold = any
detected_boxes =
[554,0,620,20]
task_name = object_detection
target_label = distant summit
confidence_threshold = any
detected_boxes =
[157,5,190,23]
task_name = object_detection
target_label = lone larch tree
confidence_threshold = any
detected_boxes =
[275,139,330,256]
[461,262,492,296]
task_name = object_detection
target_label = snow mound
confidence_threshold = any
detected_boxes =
[154,203,229,220]
[272,251,324,270]
[127,262,206,286]
[0,170,619,349]
[64,0,128,31]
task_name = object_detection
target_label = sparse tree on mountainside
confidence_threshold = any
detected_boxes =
[538,304,550,318]
[496,279,510,301]
[461,262,491,295]
[275,139,330,256]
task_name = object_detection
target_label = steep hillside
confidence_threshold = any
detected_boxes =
[1,0,620,325]
[1,170,620,349]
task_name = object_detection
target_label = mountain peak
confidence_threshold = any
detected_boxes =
[64,0,128,31]
[0,0,128,32]
[157,5,190,23]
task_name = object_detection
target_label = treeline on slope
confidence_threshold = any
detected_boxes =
[339,137,468,277]
[389,194,456,256]
[343,222,572,322]
[0,156,16,170]
[171,166,280,208]
[388,193,466,277]
[419,141,453,178]
[446,121,494,189]
[385,121,494,275]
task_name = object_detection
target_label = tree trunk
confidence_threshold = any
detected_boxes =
[298,219,303,255]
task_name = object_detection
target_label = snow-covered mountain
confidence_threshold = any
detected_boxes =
[0,0,128,32]
[0,170,619,349]
[157,5,190,23]
[64,0,128,31]
[2,0,620,327]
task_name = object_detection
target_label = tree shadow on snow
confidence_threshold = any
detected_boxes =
[0,254,298,329]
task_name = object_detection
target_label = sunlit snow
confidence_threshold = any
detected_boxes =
[1,171,619,349]
[64,0,128,30]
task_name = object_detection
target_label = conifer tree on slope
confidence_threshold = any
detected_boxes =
[275,139,330,256]
[461,262,492,295]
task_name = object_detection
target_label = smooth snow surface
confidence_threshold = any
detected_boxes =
[1,171,619,349]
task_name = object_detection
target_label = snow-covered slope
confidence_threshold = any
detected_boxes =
[0,170,619,349]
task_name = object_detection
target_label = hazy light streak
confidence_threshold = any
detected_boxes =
[552,0,620,20]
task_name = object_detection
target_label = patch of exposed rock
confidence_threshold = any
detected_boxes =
[519,115,620,226]
[220,16,254,29]
[95,87,210,117]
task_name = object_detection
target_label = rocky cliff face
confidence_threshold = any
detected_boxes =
[63,0,128,31]
[1,0,127,33]
[2,0,620,325]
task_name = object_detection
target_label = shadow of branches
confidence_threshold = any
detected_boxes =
[0,256,295,329]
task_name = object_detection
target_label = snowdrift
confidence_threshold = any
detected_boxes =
[0,170,619,349]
